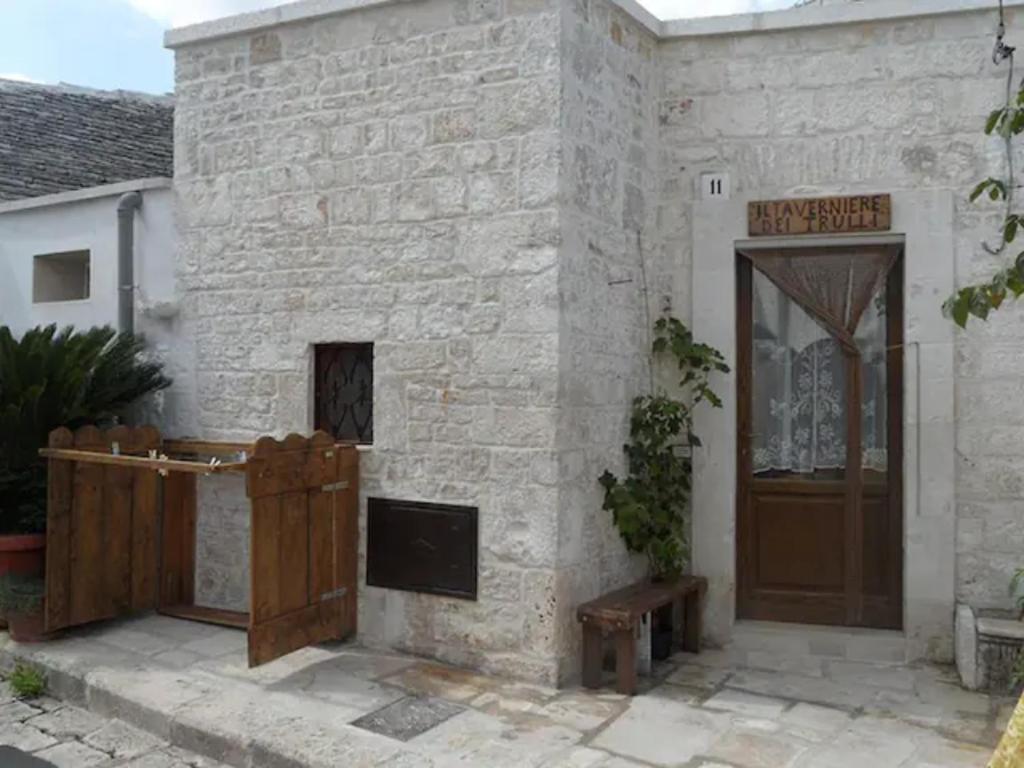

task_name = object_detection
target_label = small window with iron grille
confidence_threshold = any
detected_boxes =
[314,343,373,444]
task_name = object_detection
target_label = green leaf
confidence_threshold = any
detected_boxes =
[951,294,970,328]
[987,108,1006,134]
[1006,216,1019,244]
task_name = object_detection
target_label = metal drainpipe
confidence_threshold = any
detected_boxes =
[117,191,143,335]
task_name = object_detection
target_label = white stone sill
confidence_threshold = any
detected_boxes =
[165,0,1024,49]
[977,617,1024,641]
[661,0,1024,39]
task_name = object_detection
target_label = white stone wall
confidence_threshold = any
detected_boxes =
[551,0,661,680]
[172,0,571,682]
[659,8,1024,643]
[171,0,1024,681]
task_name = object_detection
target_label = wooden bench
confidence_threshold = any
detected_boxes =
[577,576,706,695]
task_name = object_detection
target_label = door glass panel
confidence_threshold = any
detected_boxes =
[860,280,890,598]
[857,282,888,483]
[752,270,890,482]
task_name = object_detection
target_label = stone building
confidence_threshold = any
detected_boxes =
[163,0,1024,685]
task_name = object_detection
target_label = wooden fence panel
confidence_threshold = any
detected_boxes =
[45,428,74,632]
[45,425,161,633]
[246,432,358,667]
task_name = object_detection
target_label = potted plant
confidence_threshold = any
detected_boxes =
[0,325,170,582]
[600,317,727,659]
[0,573,46,642]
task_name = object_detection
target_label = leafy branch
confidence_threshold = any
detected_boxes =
[944,74,1024,326]
[599,318,728,580]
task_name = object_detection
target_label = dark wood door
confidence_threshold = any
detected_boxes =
[736,253,903,629]
[245,432,358,667]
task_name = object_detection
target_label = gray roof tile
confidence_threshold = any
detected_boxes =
[0,79,173,201]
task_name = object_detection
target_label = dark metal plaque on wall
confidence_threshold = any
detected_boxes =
[367,498,478,600]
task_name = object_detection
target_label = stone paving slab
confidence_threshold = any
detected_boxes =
[0,614,1012,768]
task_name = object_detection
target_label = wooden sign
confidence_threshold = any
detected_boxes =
[748,194,891,236]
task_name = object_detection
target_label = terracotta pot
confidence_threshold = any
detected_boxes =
[7,609,46,643]
[0,535,45,630]
[0,534,46,577]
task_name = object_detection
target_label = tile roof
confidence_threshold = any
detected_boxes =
[0,79,173,201]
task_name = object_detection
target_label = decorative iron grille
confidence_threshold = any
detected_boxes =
[314,343,373,444]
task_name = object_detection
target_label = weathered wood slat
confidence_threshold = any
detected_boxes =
[39,448,245,474]
[162,439,252,457]
[339,447,359,634]
[161,472,197,608]
[576,577,707,626]
[251,493,283,625]
[309,485,334,608]
[105,426,135,615]
[45,428,75,632]
[245,432,341,498]
[159,604,249,629]
[70,426,111,626]
[248,599,345,668]
[279,490,309,616]
[131,427,162,611]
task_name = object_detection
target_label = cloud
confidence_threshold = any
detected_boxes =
[0,73,46,84]
[639,0,800,20]
[123,0,282,28]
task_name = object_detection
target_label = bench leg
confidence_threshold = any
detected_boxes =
[582,624,603,689]
[673,596,685,651]
[615,628,637,695]
[683,590,701,653]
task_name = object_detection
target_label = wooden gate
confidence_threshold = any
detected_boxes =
[45,425,161,633]
[245,433,358,667]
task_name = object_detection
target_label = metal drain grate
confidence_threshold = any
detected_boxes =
[351,695,465,741]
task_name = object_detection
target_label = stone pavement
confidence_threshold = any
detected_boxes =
[0,678,228,767]
[0,615,1013,767]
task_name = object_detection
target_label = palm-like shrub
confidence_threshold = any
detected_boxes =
[0,325,171,534]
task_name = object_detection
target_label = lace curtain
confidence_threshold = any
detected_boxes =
[752,269,888,475]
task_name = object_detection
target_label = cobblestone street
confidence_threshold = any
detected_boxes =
[0,681,227,768]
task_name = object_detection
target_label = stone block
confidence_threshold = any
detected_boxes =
[478,79,559,138]
[432,109,476,144]
[28,706,106,740]
[84,720,164,759]
[955,604,979,690]
[0,722,57,753]
[32,741,110,768]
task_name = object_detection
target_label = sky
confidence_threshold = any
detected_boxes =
[0,0,797,95]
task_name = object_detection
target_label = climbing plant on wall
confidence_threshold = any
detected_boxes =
[599,318,728,580]
[944,1,1024,326]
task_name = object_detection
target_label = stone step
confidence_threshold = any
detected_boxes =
[730,621,906,664]
[0,636,422,768]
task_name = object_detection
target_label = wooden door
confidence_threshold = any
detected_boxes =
[245,432,358,667]
[45,425,161,632]
[736,254,903,629]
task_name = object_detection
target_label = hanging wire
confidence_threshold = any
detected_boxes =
[986,0,1018,254]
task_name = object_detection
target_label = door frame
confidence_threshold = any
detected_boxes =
[734,247,904,629]
[690,190,957,662]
